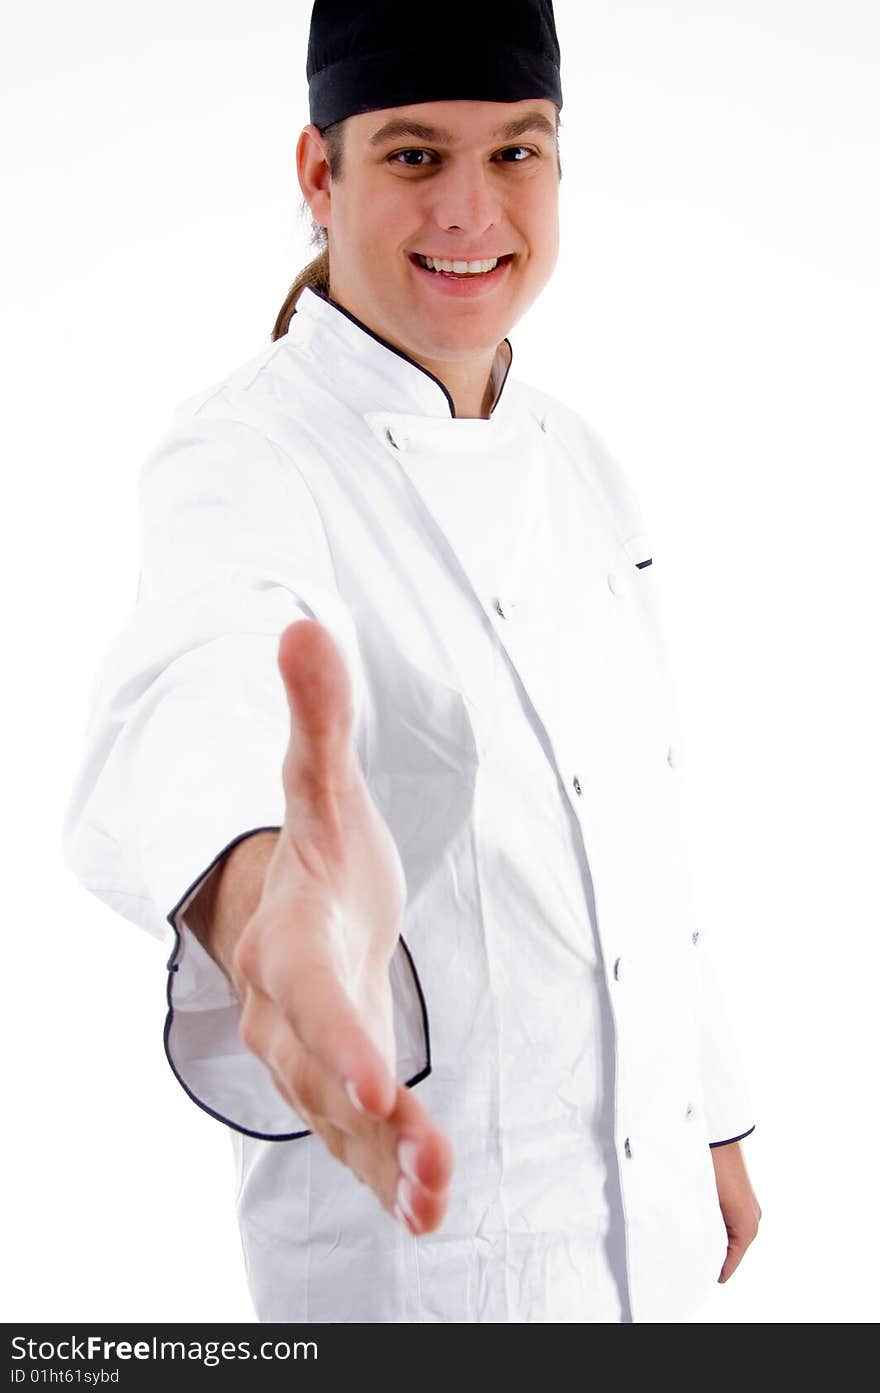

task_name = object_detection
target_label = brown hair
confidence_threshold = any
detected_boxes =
[270,110,562,342]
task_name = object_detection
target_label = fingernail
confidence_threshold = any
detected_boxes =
[344,1078,367,1114]
[396,1175,420,1231]
[397,1138,421,1185]
[393,1201,414,1232]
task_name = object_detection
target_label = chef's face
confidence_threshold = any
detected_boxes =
[299,98,560,368]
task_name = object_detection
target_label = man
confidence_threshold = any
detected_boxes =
[62,0,761,1322]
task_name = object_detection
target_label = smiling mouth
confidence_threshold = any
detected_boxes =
[409,252,514,277]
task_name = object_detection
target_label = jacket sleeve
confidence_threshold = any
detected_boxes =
[693,927,756,1147]
[61,407,430,1140]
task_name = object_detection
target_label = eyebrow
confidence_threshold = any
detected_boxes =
[367,111,557,148]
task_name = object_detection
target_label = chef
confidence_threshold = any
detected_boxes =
[62,0,761,1322]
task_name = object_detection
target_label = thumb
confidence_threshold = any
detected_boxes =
[278,618,357,797]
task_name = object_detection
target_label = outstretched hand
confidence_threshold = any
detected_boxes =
[231,618,454,1234]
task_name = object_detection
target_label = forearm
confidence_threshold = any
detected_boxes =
[185,830,280,995]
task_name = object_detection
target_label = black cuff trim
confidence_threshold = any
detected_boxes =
[163,825,432,1142]
[709,1124,756,1148]
[396,933,432,1086]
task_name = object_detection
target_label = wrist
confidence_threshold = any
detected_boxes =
[186,830,280,997]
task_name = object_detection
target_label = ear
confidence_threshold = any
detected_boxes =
[296,124,333,228]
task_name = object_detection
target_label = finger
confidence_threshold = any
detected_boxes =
[247,996,456,1238]
[332,1084,455,1235]
[718,1237,747,1282]
[261,1037,431,1230]
[241,985,374,1137]
[263,1045,450,1236]
[393,1173,449,1237]
[278,618,357,797]
[265,1012,381,1139]
[389,1083,456,1234]
[393,1083,456,1195]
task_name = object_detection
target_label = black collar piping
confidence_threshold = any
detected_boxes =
[305,284,514,420]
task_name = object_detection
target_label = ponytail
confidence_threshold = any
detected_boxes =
[271,246,329,341]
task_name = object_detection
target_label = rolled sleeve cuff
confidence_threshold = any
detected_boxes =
[163,829,432,1141]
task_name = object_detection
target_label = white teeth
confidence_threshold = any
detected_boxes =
[419,255,500,275]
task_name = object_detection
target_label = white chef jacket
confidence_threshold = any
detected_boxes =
[62,283,756,1323]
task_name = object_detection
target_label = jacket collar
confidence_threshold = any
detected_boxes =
[288,284,514,423]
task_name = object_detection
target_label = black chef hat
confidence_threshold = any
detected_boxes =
[306,0,563,132]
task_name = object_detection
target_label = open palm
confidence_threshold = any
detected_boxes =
[230,618,453,1234]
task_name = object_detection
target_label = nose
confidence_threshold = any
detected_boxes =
[430,156,503,240]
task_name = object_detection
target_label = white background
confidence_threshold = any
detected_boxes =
[2,0,877,1323]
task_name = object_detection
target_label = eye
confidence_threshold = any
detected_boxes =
[389,148,438,167]
[494,145,536,163]
[388,144,539,169]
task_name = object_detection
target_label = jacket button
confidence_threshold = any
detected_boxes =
[667,744,678,768]
[613,956,623,981]
[624,1137,632,1158]
[572,774,582,796]
[691,930,700,946]
[385,427,398,448]
[607,571,620,595]
[685,1101,695,1121]
[494,596,507,618]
